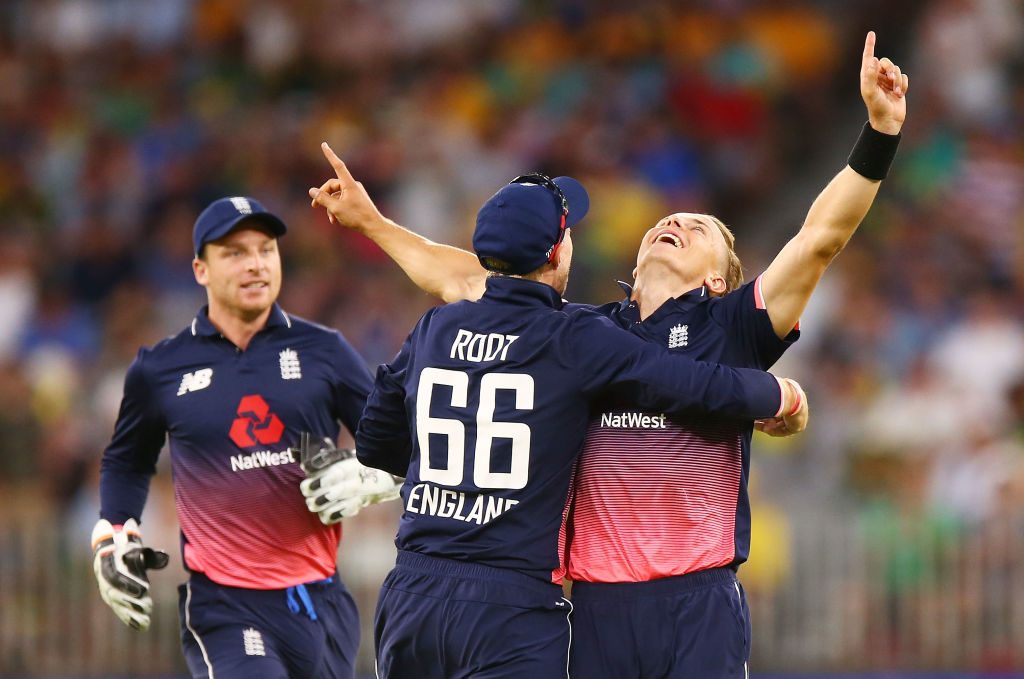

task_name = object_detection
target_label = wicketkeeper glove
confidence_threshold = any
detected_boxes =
[294,432,401,525]
[90,518,169,631]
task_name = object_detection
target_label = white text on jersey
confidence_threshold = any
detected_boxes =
[230,448,296,472]
[406,482,519,524]
[599,411,668,429]
[450,330,519,363]
[177,368,213,396]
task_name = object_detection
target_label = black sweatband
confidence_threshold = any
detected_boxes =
[847,122,901,181]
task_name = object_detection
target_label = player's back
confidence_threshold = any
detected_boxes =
[384,277,595,582]
[357,276,786,583]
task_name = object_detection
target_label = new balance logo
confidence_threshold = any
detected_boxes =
[177,369,213,396]
[279,349,302,380]
[242,628,265,656]
[230,197,253,214]
[668,324,688,349]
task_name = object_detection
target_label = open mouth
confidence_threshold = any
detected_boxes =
[652,229,684,248]
[240,282,269,290]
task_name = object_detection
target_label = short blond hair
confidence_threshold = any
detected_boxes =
[705,214,743,293]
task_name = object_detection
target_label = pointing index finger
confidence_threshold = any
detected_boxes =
[863,30,876,61]
[321,142,354,182]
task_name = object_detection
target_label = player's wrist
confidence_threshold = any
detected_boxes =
[773,377,804,418]
[782,379,805,417]
[773,376,792,417]
[848,121,901,180]
[780,378,809,433]
[867,116,902,136]
[355,212,391,236]
[782,378,798,417]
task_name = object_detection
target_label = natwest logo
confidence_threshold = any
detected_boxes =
[229,394,285,448]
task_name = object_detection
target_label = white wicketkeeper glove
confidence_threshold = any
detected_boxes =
[294,433,401,525]
[90,518,169,631]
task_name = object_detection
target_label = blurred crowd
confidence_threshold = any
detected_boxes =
[1,0,1024,674]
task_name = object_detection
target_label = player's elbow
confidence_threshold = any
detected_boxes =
[798,228,847,265]
[812,239,845,264]
[441,276,485,304]
[440,282,469,304]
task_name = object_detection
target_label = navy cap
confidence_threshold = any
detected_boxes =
[192,196,288,255]
[473,175,590,275]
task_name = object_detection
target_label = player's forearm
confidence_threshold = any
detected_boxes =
[354,360,414,477]
[761,164,884,337]
[592,332,784,419]
[99,464,153,524]
[361,215,486,303]
[798,165,881,261]
[675,362,786,419]
[354,425,412,478]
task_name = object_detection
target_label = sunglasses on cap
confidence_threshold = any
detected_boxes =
[510,173,569,265]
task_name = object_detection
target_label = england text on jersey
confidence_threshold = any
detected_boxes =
[405,483,520,525]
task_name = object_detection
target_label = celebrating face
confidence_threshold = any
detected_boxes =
[634,213,732,295]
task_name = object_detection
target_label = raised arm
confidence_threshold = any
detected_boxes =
[309,143,487,303]
[760,31,907,338]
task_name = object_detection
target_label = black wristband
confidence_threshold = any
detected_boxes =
[847,122,901,181]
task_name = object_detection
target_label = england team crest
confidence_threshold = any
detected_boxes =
[668,324,688,349]
[279,349,302,379]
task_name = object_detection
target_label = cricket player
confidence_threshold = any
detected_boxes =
[351,173,807,678]
[567,36,906,679]
[310,31,904,677]
[90,196,399,679]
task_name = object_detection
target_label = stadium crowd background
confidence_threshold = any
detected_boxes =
[1,0,1023,676]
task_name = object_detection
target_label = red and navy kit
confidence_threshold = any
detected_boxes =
[355,276,786,678]
[99,304,372,679]
[100,304,372,588]
[568,275,799,679]
[569,275,798,582]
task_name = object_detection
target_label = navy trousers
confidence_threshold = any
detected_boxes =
[178,571,360,679]
[374,551,573,679]
[571,568,750,679]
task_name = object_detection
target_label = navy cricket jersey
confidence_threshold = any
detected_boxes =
[100,304,373,589]
[355,276,786,583]
[568,274,799,582]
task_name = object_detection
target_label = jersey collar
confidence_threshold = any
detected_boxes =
[482,276,564,310]
[190,303,292,337]
[614,282,709,325]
